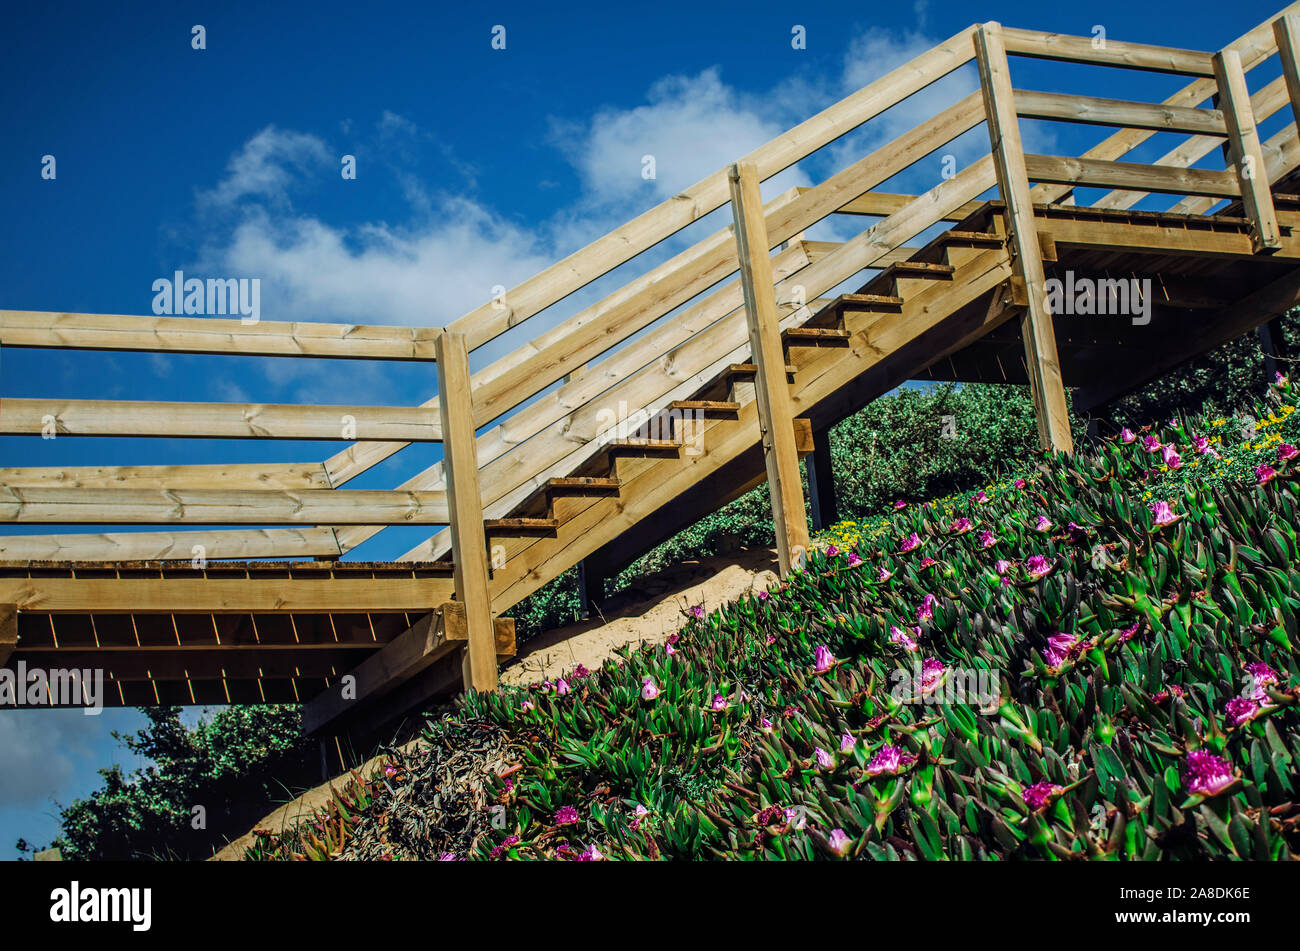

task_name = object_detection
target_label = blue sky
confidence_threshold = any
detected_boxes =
[0,0,1291,856]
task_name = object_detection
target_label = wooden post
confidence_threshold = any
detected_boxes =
[1214,48,1282,254]
[434,331,497,693]
[1275,16,1300,129]
[806,429,838,531]
[728,162,811,574]
[974,23,1073,455]
[0,605,16,669]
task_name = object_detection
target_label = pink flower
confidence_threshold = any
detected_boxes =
[889,625,920,651]
[828,828,853,857]
[1225,696,1260,727]
[1042,633,1078,667]
[814,746,834,769]
[979,530,996,548]
[1150,500,1177,526]
[951,517,972,534]
[865,743,916,776]
[691,604,705,619]
[1161,445,1182,469]
[665,642,676,656]
[489,834,520,859]
[1025,554,1054,580]
[384,765,399,778]
[556,678,571,696]
[1142,434,1162,452]
[1246,663,1280,702]
[917,594,937,622]
[1120,428,1136,443]
[711,694,727,711]
[826,545,840,558]
[1022,781,1062,812]
[840,732,856,753]
[578,845,604,861]
[1014,478,1027,489]
[1279,443,1299,462]
[898,532,922,554]
[995,559,1012,575]
[1117,621,1139,643]
[641,677,660,701]
[1183,750,1235,797]
[973,490,988,503]
[554,806,580,826]
[760,717,774,731]
[847,551,862,566]
[894,499,907,510]
[1034,515,1052,532]
[521,700,535,712]
[814,644,835,674]
[1193,434,1220,459]
[919,657,946,693]
[1276,371,1289,387]
[1256,464,1278,485]
[919,556,937,570]
[784,807,806,830]
[758,589,769,601]
[877,566,893,582]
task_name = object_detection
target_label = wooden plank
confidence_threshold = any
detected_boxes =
[0,576,453,614]
[976,24,1073,454]
[729,163,811,575]
[0,462,331,491]
[1169,121,1300,214]
[1023,154,1241,198]
[434,331,497,693]
[0,605,16,668]
[441,26,979,355]
[831,192,987,219]
[0,398,442,441]
[1213,48,1282,252]
[1000,27,1215,76]
[0,487,449,524]
[0,311,443,360]
[0,528,342,562]
[1276,15,1300,129]
[1014,90,1227,136]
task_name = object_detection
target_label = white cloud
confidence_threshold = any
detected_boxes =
[197,127,332,212]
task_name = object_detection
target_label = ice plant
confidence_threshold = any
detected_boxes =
[950,517,972,534]
[1034,515,1052,532]
[554,806,580,826]
[865,743,916,777]
[847,551,862,566]
[840,732,856,753]
[1279,443,1299,462]
[1014,477,1027,488]
[814,746,834,770]
[1042,633,1078,668]
[1193,434,1220,459]
[1022,781,1062,813]
[1161,445,1182,470]
[898,532,922,553]
[919,657,946,694]
[556,678,571,696]
[826,545,840,558]
[1149,500,1177,526]
[691,604,705,619]
[1120,428,1136,443]
[828,829,853,857]
[1025,554,1053,580]
[1256,464,1278,485]
[1224,696,1259,728]
[894,499,907,510]
[917,594,937,622]
[1142,434,1162,452]
[641,677,660,701]
[814,644,835,673]
[711,694,727,711]
[979,529,996,548]
[890,625,919,651]
[1246,662,1280,702]
[877,566,893,582]
[1183,751,1236,797]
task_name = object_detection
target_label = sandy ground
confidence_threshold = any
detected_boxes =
[210,547,780,860]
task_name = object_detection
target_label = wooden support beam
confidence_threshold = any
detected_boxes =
[1014,90,1228,136]
[1213,48,1282,253]
[729,162,812,575]
[1023,154,1241,198]
[0,398,442,442]
[0,486,449,524]
[0,528,342,562]
[1276,15,1300,130]
[434,331,497,693]
[806,429,838,531]
[0,462,331,491]
[1000,27,1216,76]
[0,605,16,669]
[0,576,453,614]
[975,23,1073,454]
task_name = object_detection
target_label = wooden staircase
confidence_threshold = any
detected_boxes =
[7,7,1300,733]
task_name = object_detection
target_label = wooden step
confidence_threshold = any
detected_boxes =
[877,260,955,283]
[484,517,560,535]
[935,230,1002,248]
[545,476,620,494]
[726,362,798,376]
[607,437,683,455]
[667,400,741,414]
[782,327,851,347]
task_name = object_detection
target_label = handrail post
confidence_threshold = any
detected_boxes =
[728,161,812,575]
[434,330,497,693]
[974,22,1073,455]
[1275,16,1300,129]
[1214,47,1282,253]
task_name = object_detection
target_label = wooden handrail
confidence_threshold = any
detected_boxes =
[1001,27,1216,76]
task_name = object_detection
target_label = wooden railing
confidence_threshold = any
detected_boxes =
[5,6,1300,694]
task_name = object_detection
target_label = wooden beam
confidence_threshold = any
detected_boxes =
[1276,15,1300,130]
[0,398,442,442]
[0,576,453,614]
[0,487,449,524]
[976,24,1073,454]
[729,162,811,575]
[806,429,837,531]
[830,191,986,220]
[1213,48,1282,252]
[0,528,342,562]
[1000,27,1216,76]
[1014,90,1227,136]
[435,331,497,693]
[0,605,16,668]
[1023,154,1241,198]
[0,462,331,491]
[0,311,443,360]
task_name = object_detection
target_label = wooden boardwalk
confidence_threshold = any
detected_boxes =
[6,9,1300,734]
